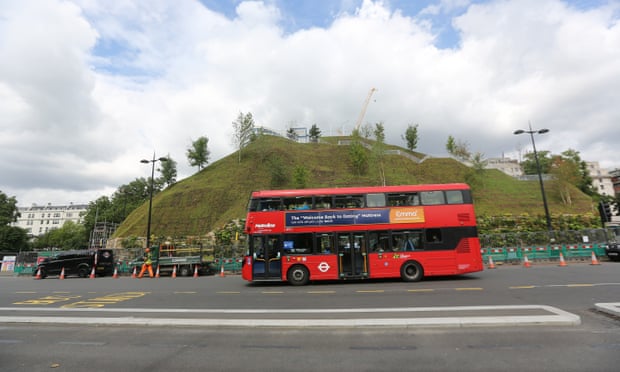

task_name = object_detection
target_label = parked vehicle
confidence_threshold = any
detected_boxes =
[129,245,215,277]
[33,249,115,278]
[604,242,620,261]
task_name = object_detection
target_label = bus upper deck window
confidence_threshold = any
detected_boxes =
[366,193,386,207]
[334,195,363,208]
[420,191,445,205]
[446,190,464,204]
[259,199,282,211]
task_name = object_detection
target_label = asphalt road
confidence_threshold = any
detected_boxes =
[1,262,619,371]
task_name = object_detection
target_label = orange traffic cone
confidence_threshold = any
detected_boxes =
[219,264,225,277]
[523,255,531,268]
[131,266,137,278]
[558,252,568,267]
[112,267,119,279]
[34,268,42,280]
[90,266,96,279]
[59,267,65,280]
[171,265,177,278]
[487,256,496,269]
[193,265,199,278]
[590,251,601,265]
[155,265,161,278]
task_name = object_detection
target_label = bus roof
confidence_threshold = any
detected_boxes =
[250,183,471,198]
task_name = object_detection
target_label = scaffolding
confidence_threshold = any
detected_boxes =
[89,222,118,249]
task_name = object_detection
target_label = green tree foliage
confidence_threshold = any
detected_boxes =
[465,152,487,190]
[550,149,594,205]
[159,154,177,186]
[32,221,86,250]
[0,192,28,251]
[0,191,20,226]
[558,149,593,195]
[232,112,255,163]
[293,165,309,189]
[521,149,593,201]
[402,123,419,151]
[286,127,298,140]
[309,124,321,142]
[82,177,154,240]
[372,122,387,186]
[349,129,368,176]
[0,225,28,252]
[360,123,373,139]
[446,135,471,160]
[187,136,210,172]
[521,150,552,174]
[214,219,245,246]
[446,135,456,155]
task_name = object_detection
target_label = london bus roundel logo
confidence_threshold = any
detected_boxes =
[318,262,330,273]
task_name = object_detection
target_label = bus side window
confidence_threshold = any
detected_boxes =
[259,199,281,211]
[315,196,331,209]
[387,193,418,206]
[446,190,464,204]
[316,233,333,254]
[421,191,445,205]
[426,229,442,243]
[366,193,386,207]
[407,193,420,206]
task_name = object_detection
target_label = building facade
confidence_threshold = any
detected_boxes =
[587,162,616,197]
[12,203,88,237]
[485,157,523,177]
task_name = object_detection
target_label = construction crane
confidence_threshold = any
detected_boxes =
[354,87,377,132]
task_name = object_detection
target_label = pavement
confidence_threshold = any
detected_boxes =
[0,304,582,328]
[595,302,620,318]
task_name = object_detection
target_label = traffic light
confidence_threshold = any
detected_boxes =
[598,201,612,223]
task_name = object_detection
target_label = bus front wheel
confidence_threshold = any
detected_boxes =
[287,265,310,286]
[400,261,423,282]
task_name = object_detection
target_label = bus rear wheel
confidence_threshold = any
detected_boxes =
[287,265,310,286]
[400,261,423,282]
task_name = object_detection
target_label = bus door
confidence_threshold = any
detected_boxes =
[337,232,368,278]
[252,235,282,280]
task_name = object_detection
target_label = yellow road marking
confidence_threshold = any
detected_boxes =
[62,292,148,309]
[566,284,594,287]
[174,291,197,294]
[14,295,82,305]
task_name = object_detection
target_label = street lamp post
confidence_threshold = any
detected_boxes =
[514,123,552,231]
[141,154,167,249]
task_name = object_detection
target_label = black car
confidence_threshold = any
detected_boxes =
[604,242,620,262]
[34,249,115,278]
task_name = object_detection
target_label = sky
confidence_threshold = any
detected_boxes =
[1,0,619,207]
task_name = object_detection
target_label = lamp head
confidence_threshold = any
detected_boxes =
[140,159,149,164]
[513,129,525,135]
[538,129,549,134]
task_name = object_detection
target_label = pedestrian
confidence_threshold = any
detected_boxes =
[138,248,154,278]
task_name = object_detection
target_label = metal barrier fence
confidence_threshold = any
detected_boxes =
[213,257,244,273]
[480,227,617,264]
[481,243,607,264]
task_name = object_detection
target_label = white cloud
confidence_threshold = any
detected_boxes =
[1,0,619,206]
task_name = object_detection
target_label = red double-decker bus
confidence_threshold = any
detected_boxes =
[241,183,483,285]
